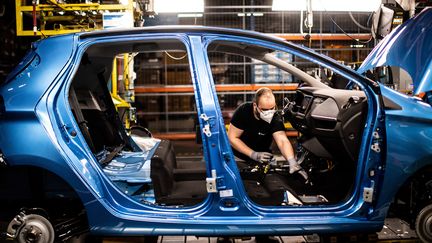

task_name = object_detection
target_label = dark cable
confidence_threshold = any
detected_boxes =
[324,12,374,44]
[316,0,375,44]
[349,11,371,31]
[39,30,47,39]
[367,11,374,27]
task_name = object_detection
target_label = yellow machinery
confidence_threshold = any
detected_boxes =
[15,0,134,36]
[15,0,137,128]
[111,53,136,129]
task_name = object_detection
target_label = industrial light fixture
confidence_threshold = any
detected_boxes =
[272,0,381,12]
[154,0,204,13]
[237,12,264,17]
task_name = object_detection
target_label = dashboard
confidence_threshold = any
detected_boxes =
[286,86,367,163]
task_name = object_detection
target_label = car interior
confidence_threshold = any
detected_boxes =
[67,38,368,208]
[207,40,368,206]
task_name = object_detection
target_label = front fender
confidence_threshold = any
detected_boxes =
[372,87,432,220]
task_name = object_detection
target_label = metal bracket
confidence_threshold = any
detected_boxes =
[202,124,211,137]
[371,128,382,153]
[371,142,381,153]
[206,169,218,193]
[6,212,25,239]
[200,113,213,137]
[363,180,375,203]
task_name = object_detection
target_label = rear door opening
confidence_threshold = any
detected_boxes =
[68,38,208,207]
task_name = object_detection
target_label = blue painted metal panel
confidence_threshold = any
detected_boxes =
[358,8,432,95]
[370,85,432,220]
[0,34,98,207]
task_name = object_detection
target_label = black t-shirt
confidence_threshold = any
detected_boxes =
[230,102,285,161]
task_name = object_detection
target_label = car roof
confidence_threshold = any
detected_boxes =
[77,25,286,43]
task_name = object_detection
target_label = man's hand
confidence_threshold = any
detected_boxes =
[251,151,273,163]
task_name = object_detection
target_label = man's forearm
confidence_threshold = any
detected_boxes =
[231,137,254,158]
[279,139,295,160]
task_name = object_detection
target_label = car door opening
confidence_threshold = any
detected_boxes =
[207,40,368,206]
[68,39,208,207]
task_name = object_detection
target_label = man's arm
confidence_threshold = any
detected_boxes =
[228,123,254,158]
[273,130,295,160]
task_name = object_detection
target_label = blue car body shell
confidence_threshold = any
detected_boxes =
[358,7,432,221]
[1,8,431,236]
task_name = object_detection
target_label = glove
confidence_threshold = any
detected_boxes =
[251,151,274,163]
[288,157,309,182]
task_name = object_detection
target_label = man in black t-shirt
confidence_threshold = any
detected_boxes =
[228,87,306,177]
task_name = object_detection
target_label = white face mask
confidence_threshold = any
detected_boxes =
[259,109,276,123]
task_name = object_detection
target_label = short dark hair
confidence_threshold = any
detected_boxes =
[253,87,273,104]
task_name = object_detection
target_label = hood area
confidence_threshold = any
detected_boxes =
[358,7,432,95]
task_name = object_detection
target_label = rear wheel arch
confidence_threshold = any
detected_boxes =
[0,165,90,239]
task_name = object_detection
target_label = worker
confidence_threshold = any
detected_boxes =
[228,87,307,179]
